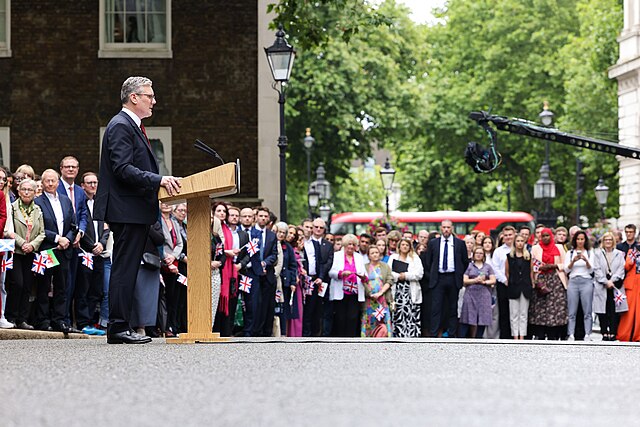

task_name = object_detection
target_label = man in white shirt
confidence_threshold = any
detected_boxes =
[491,225,516,339]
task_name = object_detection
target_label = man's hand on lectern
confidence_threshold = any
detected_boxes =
[161,176,182,196]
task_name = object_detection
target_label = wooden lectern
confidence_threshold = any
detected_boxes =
[158,162,239,343]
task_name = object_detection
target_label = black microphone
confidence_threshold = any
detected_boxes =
[194,139,225,165]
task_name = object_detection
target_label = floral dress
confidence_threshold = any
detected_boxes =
[361,264,392,337]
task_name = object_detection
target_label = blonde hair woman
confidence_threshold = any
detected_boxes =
[505,234,532,339]
[388,238,424,337]
[593,232,626,341]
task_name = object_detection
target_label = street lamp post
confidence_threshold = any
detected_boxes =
[594,177,609,222]
[379,158,396,218]
[308,184,319,217]
[303,128,315,203]
[265,25,296,223]
[535,102,556,226]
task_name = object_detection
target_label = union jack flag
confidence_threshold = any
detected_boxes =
[532,258,542,273]
[275,289,283,302]
[615,290,627,306]
[343,281,358,293]
[80,252,93,270]
[1,255,13,272]
[304,277,314,296]
[374,306,386,321]
[0,239,15,253]
[215,243,224,257]
[177,274,187,286]
[246,239,260,257]
[239,275,252,293]
[32,253,47,275]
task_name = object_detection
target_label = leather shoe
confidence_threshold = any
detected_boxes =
[16,321,34,330]
[53,322,70,333]
[107,330,152,344]
[68,327,83,334]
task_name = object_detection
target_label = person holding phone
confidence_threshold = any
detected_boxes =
[564,230,594,341]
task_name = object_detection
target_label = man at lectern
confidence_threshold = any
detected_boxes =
[95,76,181,344]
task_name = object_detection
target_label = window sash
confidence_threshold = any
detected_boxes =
[104,0,167,45]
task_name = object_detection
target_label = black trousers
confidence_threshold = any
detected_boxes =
[5,253,35,325]
[333,294,360,337]
[302,276,323,337]
[255,277,276,337]
[599,288,620,336]
[214,295,238,337]
[35,256,68,328]
[74,256,105,329]
[430,273,459,336]
[162,270,179,333]
[108,222,148,334]
[496,282,511,339]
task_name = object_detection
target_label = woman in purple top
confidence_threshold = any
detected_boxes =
[460,246,496,338]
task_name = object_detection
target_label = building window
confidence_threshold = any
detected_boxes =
[100,126,171,174]
[0,0,11,58]
[99,0,172,59]
[0,128,10,168]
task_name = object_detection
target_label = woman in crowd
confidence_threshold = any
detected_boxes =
[529,228,568,340]
[160,202,183,337]
[210,202,228,330]
[564,230,595,341]
[482,236,495,266]
[130,219,163,336]
[274,222,298,336]
[329,234,367,337]
[361,245,394,337]
[387,230,401,255]
[464,235,475,261]
[505,234,532,339]
[474,231,486,248]
[593,232,626,341]
[375,238,390,263]
[460,246,495,338]
[286,225,305,337]
[5,179,44,330]
[415,243,427,256]
[0,167,13,329]
[617,238,640,341]
[388,238,424,337]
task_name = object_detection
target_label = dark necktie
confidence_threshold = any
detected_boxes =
[258,229,264,261]
[140,124,151,148]
[442,238,449,272]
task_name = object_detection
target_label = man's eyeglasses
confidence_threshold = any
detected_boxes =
[62,165,78,169]
[136,93,156,101]
[313,225,325,229]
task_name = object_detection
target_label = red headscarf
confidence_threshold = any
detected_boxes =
[539,227,560,265]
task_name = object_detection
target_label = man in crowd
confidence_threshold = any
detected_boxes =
[243,206,278,337]
[74,172,109,335]
[424,220,468,337]
[95,76,181,344]
[417,229,429,249]
[491,225,516,339]
[57,156,88,328]
[519,226,532,250]
[239,207,254,233]
[312,218,334,337]
[34,169,78,333]
[617,224,638,254]
[358,233,372,264]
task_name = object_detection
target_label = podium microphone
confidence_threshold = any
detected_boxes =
[194,139,225,165]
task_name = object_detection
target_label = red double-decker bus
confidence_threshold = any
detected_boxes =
[329,211,535,238]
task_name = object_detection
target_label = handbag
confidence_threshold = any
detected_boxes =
[141,252,161,270]
[534,278,551,297]
[370,323,388,338]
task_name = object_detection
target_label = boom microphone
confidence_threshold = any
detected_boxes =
[194,139,225,165]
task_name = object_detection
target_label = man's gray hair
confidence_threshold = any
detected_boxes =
[121,76,153,104]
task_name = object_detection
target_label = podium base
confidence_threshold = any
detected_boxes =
[165,332,229,344]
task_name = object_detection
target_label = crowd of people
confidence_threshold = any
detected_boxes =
[1,156,640,342]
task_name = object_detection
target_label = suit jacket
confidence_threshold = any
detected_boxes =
[34,193,77,260]
[424,236,469,289]
[303,238,334,284]
[235,227,251,270]
[94,110,161,225]
[246,226,278,284]
[11,200,46,255]
[79,198,109,253]
[57,181,88,235]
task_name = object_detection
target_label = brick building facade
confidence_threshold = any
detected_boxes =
[0,0,265,203]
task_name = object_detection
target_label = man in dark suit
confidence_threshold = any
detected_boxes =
[424,219,469,337]
[34,169,78,333]
[617,224,638,254]
[242,206,278,337]
[57,155,89,327]
[73,172,110,335]
[94,76,181,344]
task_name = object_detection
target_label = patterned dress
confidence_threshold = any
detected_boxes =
[361,264,392,337]
[528,271,568,327]
[392,281,421,338]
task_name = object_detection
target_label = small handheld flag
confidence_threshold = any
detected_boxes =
[1,255,13,272]
[239,275,253,293]
[32,253,47,275]
[177,274,188,286]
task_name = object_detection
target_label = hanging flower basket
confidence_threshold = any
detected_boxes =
[368,216,409,235]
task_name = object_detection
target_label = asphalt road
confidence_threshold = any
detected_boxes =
[3,338,639,427]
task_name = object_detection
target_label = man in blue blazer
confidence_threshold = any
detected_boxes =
[242,206,278,337]
[34,169,78,333]
[424,220,469,337]
[94,76,181,344]
[57,155,88,327]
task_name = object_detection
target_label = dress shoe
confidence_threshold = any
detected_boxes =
[107,330,152,344]
[68,327,83,334]
[37,323,53,332]
[0,318,15,329]
[82,326,106,336]
[52,322,70,333]
[16,322,34,330]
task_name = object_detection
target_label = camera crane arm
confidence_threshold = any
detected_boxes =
[465,110,640,173]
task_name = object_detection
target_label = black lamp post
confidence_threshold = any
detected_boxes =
[594,177,609,222]
[535,102,556,226]
[379,158,396,218]
[265,25,296,222]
